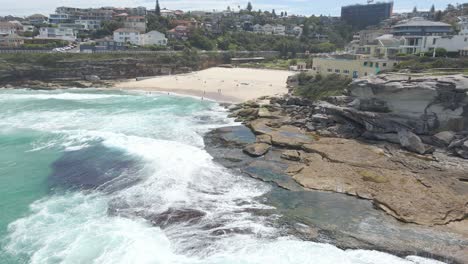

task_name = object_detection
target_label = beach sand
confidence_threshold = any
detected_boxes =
[113,67,295,103]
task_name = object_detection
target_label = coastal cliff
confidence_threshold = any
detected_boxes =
[205,73,468,263]
[0,53,224,88]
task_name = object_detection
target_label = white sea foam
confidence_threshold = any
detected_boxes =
[0,92,125,101]
[2,89,446,264]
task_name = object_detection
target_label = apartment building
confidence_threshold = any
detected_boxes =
[38,27,76,41]
[113,28,141,45]
[341,2,393,29]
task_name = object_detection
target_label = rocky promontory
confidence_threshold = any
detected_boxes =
[205,73,468,263]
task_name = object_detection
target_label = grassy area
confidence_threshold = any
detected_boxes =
[394,57,468,73]
[293,73,351,101]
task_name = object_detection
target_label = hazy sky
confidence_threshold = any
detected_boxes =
[0,0,459,17]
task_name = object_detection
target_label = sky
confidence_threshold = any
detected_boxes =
[0,0,460,17]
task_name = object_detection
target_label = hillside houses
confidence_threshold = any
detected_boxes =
[113,28,167,46]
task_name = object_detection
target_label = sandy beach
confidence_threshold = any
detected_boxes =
[113,67,295,102]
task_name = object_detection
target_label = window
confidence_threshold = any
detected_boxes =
[393,62,397,66]
[343,70,350,74]
[382,63,387,67]
[432,38,437,45]
[327,69,332,72]
[369,62,374,67]
[363,61,368,66]
[335,69,340,73]
[364,72,368,76]
[375,63,379,68]
[312,67,316,71]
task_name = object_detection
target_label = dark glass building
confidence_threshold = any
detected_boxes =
[341,2,394,29]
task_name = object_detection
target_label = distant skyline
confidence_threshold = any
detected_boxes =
[0,0,460,17]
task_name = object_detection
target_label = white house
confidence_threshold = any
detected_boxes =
[262,24,273,34]
[292,26,303,37]
[113,28,140,45]
[253,24,263,33]
[39,27,76,41]
[140,30,167,46]
[273,25,286,35]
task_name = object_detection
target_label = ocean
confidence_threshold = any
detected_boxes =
[0,88,443,264]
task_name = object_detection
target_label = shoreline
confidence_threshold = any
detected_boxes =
[113,67,295,103]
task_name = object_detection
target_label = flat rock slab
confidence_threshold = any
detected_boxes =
[291,138,467,226]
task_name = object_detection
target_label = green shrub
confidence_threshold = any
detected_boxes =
[294,73,351,100]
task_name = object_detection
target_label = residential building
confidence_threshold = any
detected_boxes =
[49,14,72,24]
[113,28,140,45]
[124,16,146,33]
[252,24,288,36]
[460,47,468,56]
[140,31,167,46]
[311,56,399,79]
[160,9,176,18]
[8,21,24,32]
[75,20,101,31]
[359,29,386,45]
[23,24,35,32]
[54,6,113,21]
[170,19,199,29]
[292,26,303,37]
[392,18,452,37]
[0,22,17,35]
[38,27,76,41]
[341,2,393,29]
[27,14,48,25]
[458,16,468,36]
[392,18,453,54]
[80,37,126,52]
[0,34,24,47]
[262,24,273,34]
[253,24,263,33]
[273,25,286,35]
[167,25,190,41]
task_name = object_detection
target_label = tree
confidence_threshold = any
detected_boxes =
[434,47,447,57]
[147,14,169,32]
[430,4,435,13]
[155,0,161,16]
[247,2,253,12]
[434,10,443,21]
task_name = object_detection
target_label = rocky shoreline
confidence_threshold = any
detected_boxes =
[204,73,468,263]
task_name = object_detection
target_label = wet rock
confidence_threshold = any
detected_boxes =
[243,143,271,157]
[148,208,206,228]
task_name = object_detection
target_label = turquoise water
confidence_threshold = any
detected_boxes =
[0,89,443,264]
